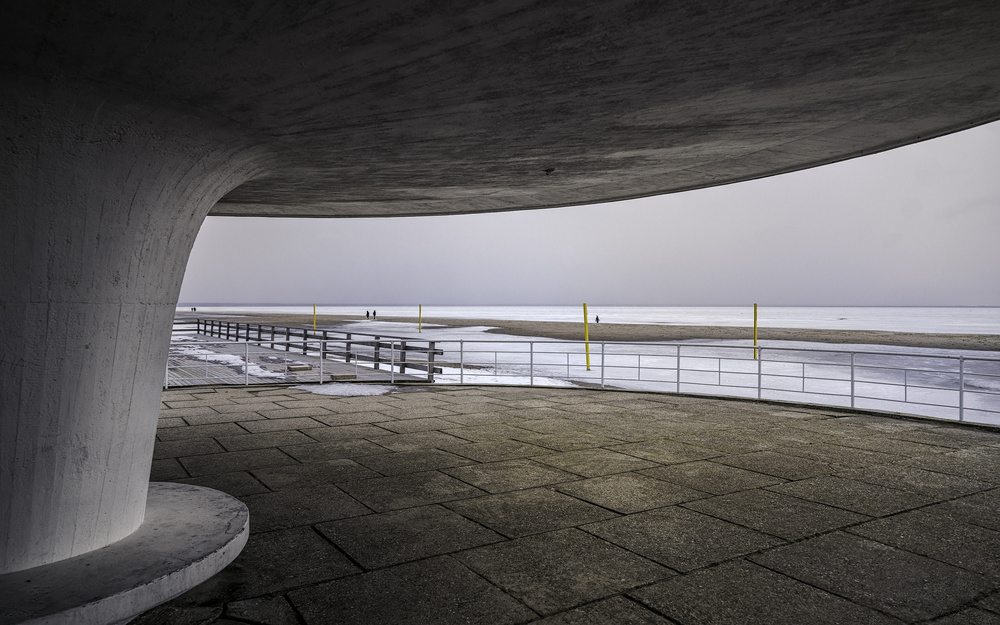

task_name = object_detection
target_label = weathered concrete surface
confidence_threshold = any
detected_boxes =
[0,483,248,625]
[4,1,1000,218]
[0,81,267,573]
[138,385,1000,624]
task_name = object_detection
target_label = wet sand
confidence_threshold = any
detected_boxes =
[177,312,1000,351]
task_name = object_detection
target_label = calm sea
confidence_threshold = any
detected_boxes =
[177,306,1000,335]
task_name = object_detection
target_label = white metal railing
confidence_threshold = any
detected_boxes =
[167,322,1000,426]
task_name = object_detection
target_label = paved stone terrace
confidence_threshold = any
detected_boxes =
[138,384,1000,624]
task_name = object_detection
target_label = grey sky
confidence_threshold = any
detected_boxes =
[179,121,1000,307]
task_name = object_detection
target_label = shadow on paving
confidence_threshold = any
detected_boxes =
[137,384,1000,625]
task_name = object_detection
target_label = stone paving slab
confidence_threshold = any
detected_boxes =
[288,556,536,625]
[315,505,503,568]
[555,472,707,513]
[751,532,993,622]
[834,464,993,500]
[137,384,1000,624]
[766,474,935,516]
[175,471,270,497]
[849,510,1000,580]
[684,489,870,540]
[630,559,904,625]
[715,449,838,480]
[454,528,669,615]
[240,485,371,532]
[640,459,785,495]
[532,596,673,624]
[443,458,580,493]
[583,506,784,572]
[337,470,486,512]
[445,488,618,538]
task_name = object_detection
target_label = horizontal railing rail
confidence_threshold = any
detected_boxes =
[169,319,1000,426]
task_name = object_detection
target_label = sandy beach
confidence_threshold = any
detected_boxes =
[176,312,1000,351]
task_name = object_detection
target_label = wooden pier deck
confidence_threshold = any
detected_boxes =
[165,335,428,388]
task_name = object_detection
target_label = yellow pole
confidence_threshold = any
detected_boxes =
[419,304,422,333]
[313,303,316,330]
[753,302,758,359]
[583,303,591,371]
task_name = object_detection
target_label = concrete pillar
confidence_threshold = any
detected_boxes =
[0,76,268,575]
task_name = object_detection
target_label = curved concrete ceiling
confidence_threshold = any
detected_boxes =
[5,0,1000,217]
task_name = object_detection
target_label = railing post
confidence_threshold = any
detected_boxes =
[427,341,435,383]
[959,356,965,422]
[460,340,464,384]
[285,327,290,352]
[302,328,308,355]
[676,346,680,393]
[164,361,169,389]
[756,348,762,400]
[374,337,380,370]
[400,341,407,374]
[244,342,250,386]
[850,352,855,408]
[319,339,324,384]
[270,326,275,350]
[601,342,605,388]
[257,324,262,342]
[345,333,353,363]
[390,342,396,383]
[530,342,534,386]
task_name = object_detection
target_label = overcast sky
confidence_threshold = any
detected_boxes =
[180,121,1000,307]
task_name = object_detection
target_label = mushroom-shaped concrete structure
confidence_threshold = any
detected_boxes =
[2,1,1000,622]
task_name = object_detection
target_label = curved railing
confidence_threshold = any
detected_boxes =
[167,320,1000,426]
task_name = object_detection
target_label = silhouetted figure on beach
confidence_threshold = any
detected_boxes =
[596,315,600,323]
[366,310,369,319]
[373,310,377,319]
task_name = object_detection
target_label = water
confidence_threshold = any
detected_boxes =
[178,305,1000,335]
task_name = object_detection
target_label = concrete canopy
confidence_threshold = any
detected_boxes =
[3,1,1000,622]
[4,0,1000,218]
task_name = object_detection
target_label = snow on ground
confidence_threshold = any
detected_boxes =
[292,383,397,396]
[171,344,284,378]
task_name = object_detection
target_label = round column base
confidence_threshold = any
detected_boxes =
[0,483,249,625]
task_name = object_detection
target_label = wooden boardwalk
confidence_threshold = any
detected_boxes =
[165,335,427,387]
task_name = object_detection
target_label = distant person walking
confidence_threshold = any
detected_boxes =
[595,315,599,323]
[373,310,377,319]
[366,310,370,319]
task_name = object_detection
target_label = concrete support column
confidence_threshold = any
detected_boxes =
[0,77,267,576]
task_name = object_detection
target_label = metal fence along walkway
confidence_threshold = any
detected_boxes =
[168,320,1000,426]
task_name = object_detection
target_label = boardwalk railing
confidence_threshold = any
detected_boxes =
[168,320,443,387]
[170,320,1000,426]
